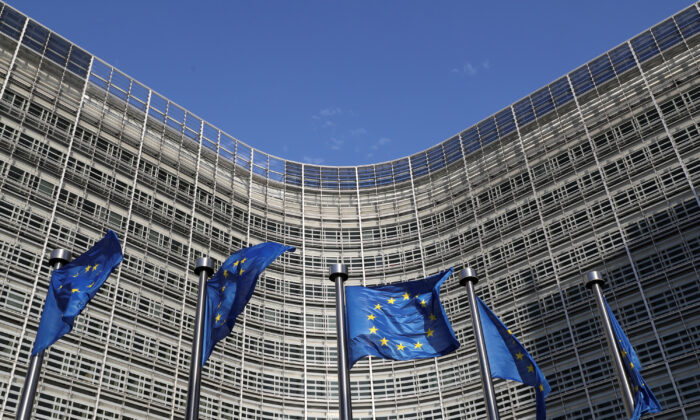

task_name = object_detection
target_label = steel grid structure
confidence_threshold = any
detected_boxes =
[0,1,699,419]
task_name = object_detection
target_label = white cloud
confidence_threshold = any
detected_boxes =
[323,120,336,127]
[370,137,391,151]
[329,138,344,150]
[318,107,342,118]
[350,127,368,136]
[303,155,325,165]
[464,62,477,76]
[451,59,491,76]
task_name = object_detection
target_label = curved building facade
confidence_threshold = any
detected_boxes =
[0,2,699,419]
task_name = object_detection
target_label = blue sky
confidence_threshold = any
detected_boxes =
[11,1,695,166]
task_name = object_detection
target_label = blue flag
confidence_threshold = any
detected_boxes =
[345,269,460,368]
[604,298,661,420]
[476,296,550,420]
[33,230,123,355]
[202,242,295,366]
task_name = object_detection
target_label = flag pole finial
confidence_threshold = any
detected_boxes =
[459,267,478,286]
[48,248,71,267]
[329,263,348,282]
[583,270,605,289]
[194,257,214,276]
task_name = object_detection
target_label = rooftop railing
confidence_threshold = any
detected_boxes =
[1,2,698,190]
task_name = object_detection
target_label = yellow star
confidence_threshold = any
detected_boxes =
[420,299,426,307]
[374,303,382,310]
[507,329,513,335]
[402,292,410,300]
[369,326,378,334]
[414,341,423,349]
[621,349,627,358]
[397,343,405,351]
[239,269,245,275]
[223,269,228,277]
[87,282,95,288]
[84,266,90,272]
[630,362,634,369]
[233,260,239,266]
[91,264,99,271]
[71,288,79,293]
[388,297,396,304]
[58,285,63,289]
[429,314,436,321]
[241,258,247,264]
[72,273,79,278]
[414,294,420,299]
[217,301,222,309]
[380,337,389,346]
[539,384,544,392]
[634,386,639,392]
[215,313,221,322]
[221,285,226,292]
[527,364,534,373]
[515,352,524,360]
[426,328,434,337]
[367,314,375,320]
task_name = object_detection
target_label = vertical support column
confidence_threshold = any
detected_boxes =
[584,271,634,418]
[300,164,309,417]
[185,257,214,420]
[460,268,500,420]
[16,248,72,420]
[329,263,353,420]
[354,168,376,418]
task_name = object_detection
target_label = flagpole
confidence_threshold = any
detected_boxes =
[584,271,634,417]
[186,257,214,420]
[329,263,353,420]
[460,268,500,420]
[16,248,72,420]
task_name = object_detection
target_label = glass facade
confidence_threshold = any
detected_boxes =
[0,1,698,418]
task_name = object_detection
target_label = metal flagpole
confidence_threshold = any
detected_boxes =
[329,263,353,420]
[460,268,500,420]
[584,271,635,417]
[16,248,72,420]
[185,257,214,420]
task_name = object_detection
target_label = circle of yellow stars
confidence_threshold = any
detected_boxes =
[365,292,438,351]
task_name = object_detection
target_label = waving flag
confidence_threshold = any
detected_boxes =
[202,242,295,365]
[604,298,661,420]
[345,269,460,368]
[33,230,123,355]
[476,296,550,420]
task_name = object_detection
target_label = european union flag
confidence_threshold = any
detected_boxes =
[345,269,460,368]
[202,242,295,366]
[33,230,123,355]
[476,296,550,420]
[604,298,661,420]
